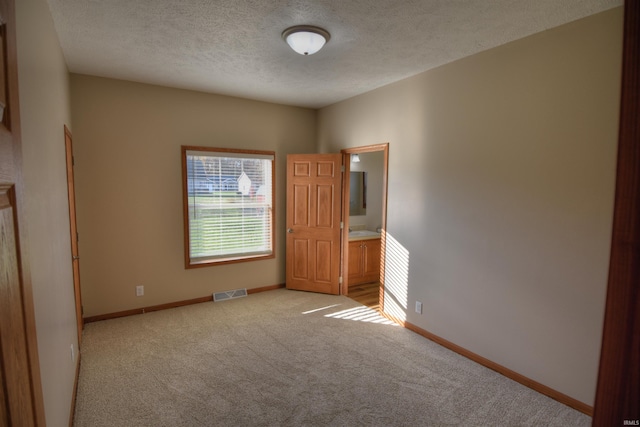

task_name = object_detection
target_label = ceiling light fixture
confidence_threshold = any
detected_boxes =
[282,25,330,56]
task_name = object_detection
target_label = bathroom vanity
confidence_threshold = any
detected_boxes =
[348,230,381,286]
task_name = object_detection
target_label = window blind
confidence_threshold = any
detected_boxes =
[184,148,274,265]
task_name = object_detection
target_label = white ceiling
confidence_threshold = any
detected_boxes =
[46,0,622,109]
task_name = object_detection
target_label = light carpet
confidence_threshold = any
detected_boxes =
[73,288,591,426]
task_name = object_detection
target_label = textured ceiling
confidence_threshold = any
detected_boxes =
[46,0,622,109]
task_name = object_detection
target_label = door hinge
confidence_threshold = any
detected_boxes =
[339,276,343,284]
[340,222,344,229]
[341,165,345,173]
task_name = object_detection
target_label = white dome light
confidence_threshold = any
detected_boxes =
[282,26,330,56]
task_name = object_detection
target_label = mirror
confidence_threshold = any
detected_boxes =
[349,171,367,216]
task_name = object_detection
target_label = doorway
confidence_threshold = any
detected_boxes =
[340,143,389,312]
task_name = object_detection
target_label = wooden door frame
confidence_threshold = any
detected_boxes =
[593,2,640,424]
[340,143,389,304]
[64,125,83,345]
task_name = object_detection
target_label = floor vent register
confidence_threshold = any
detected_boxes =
[213,288,248,302]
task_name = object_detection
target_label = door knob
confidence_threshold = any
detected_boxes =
[287,228,294,233]
[72,255,80,261]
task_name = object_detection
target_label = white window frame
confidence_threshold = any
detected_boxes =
[181,146,275,268]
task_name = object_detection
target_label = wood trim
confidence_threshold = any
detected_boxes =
[270,149,276,273]
[181,146,276,157]
[186,253,276,269]
[377,310,593,415]
[343,143,390,155]
[593,2,640,425]
[68,352,81,427]
[246,283,284,294]
[181,146,190,268]
[379,146,389,312]
[340,153,350,295]
[0,23,11,131]
[64,125,84,347]
[83,284,285,323]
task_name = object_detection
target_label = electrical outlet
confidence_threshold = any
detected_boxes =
[136,285,144,297]
[415,301,423,314]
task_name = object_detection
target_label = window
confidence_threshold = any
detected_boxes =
[182,146,275,268]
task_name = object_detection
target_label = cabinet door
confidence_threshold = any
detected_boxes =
[362,238,381,283]
[348,240,364,283]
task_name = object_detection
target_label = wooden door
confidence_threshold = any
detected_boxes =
[362,238,381,282]
[65,126,83,345]
[0,0,45,424]
[347,240,364,284]
[286,154,342,294]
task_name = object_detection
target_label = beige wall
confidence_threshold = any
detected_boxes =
[16,0,77,425]
[318,8,622,406]
[70,75,317,317]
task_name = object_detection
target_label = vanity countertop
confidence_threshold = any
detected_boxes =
[348,230,381,241]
